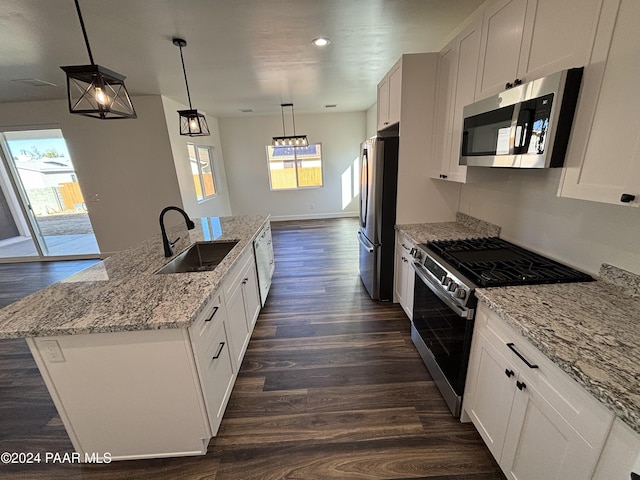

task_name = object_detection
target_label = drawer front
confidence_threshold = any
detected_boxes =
[190,291,225,356]
[224,248,252,298]
[478,305,613,446]
[199,319,235,434]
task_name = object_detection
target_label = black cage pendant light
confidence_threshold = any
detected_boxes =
[173,38,210,137]
[272,103,308,148]
[60,0,136,119]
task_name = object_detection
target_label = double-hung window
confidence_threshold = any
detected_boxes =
[188,144,217,201]
[266,144,323,190]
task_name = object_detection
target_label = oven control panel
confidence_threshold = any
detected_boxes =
[413,245,475,309]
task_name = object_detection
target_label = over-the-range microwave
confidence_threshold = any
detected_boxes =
[460,68,583,168]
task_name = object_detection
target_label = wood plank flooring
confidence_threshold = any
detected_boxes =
[0,218,505,479]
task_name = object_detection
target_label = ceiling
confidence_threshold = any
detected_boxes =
[0,0,484,117]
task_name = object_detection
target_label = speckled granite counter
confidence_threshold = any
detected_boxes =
[396,212,501,244]
[0,215,269,339]
[476,264,640,434]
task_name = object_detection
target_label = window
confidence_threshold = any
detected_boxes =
[266,144,323,190]
[188,144,217,201]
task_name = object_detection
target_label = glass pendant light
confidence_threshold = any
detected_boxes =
[272,103,308,148]
[173,38,210,137]
[60,0,136,119]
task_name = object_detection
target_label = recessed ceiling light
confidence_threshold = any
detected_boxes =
[239,108,254,113]
[325,104,337,108]
[312,37,331,47]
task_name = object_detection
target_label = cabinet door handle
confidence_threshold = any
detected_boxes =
[242,278,248,285]
[516,380,526,391]
[212,342,225,360]
[514,78,522,86]
[505,82,514,89]
[205,306,219,322]
[504,369,514,378]
[507,343,538,369]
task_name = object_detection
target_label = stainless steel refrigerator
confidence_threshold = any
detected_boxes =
[357,135,399,301]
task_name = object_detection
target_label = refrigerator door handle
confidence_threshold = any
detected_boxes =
[360,148,369,228]
[357,231,374,252]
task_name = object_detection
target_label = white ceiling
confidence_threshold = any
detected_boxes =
[0,0,484,117]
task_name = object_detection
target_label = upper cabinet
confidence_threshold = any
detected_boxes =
[475,0,602,99]
[431,16,482,183]
[377,59,402,131]
[559,0,640,207]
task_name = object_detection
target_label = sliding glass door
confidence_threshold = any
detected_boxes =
[0,129,100,260]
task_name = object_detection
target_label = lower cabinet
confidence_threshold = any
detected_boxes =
[592,418,640,480]
[28,243,265,461]
[463,303,614,480]
[394,232,415,319]
[224,247,261,369]
[188,291,235,436]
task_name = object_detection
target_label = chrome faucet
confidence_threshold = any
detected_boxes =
[159,206,195,257]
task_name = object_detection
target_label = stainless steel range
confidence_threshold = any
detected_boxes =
[409,237,593,417]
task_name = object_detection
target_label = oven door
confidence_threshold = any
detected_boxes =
[411,262,476,417]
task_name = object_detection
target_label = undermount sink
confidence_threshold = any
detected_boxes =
[155,241,239,274]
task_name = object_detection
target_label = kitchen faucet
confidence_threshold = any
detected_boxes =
[159,206,195,257]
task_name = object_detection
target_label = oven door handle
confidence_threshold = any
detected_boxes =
[412,262,472,319]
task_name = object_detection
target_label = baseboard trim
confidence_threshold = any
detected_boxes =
[269,212,359,222]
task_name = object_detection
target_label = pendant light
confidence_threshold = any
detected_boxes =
[172,38,210,137]
[272,103,308,148]
[60,0,136,119]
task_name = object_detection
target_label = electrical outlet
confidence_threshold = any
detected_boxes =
[40,340,65,362]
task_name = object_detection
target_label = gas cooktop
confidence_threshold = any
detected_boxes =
[425,237,593,288]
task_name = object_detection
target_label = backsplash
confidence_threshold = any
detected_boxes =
[455,212,501,237]
[599,264,640,298]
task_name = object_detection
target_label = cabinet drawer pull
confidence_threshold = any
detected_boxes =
[505,369,514,378]
[516,380,526,391]
[212,342,225,360]
[507,343,538,369]
[242,278,248,285]
[205,306,219,322]
[620,193,636,203]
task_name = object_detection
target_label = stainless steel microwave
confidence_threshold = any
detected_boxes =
[460,68,583,168]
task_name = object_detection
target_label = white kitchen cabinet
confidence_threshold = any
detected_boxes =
[225,247,261,370]
[189,291,236,435]
[559,0,640,207]
[254,221,275,306]
[28,329,212,461]
[463,303,614,480]
[475,0,601,99]
[393,232,415,319]
[432,16,482,183]
[377,58,402,131]
[592,418,640,480]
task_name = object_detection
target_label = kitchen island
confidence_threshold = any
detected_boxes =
[0,215,271,461]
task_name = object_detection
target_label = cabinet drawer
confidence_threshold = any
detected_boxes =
[223,248,252,298]
[199,319,235,434]
[190,291,225,354]
[478,306,613,446]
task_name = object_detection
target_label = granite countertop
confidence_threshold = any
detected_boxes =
[0,215,269,339]
[396,212,501,244]
[476,264,640,434]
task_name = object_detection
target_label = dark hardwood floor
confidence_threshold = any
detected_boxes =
[0,219,504,479]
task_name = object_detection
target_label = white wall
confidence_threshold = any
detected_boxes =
[160,97,232,219]
[218,111,365,220]
[365,104,377,139]
[460,168,640,275]
[0,96,183,254]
